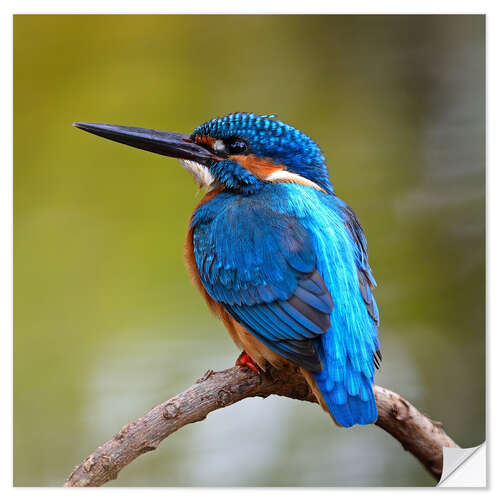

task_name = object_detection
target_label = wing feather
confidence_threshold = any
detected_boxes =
[192,199,334,372]
[340,201,381,368]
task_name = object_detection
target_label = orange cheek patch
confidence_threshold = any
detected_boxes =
[193,134,216,149]
[230,154,284,179]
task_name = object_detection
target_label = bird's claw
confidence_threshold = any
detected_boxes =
[235,351,260,374]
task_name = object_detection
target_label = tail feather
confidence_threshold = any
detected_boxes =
[304,362,377,427]
[317,374,376,427]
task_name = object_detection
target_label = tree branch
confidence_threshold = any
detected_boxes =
[64,365,459,487]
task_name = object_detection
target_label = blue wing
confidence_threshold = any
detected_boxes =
[306,196,380,426]
[340,201,381,365]
[191,197,334,372]
[341,203,379,323]
[191,189,380,427]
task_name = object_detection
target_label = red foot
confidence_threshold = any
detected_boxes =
[235,351,259,374]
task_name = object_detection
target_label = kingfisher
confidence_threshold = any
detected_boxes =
[73,112,381,427]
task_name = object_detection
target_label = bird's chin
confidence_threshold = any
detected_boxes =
[179,159,216,191]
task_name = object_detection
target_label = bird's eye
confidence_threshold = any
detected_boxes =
[224,138,248,155]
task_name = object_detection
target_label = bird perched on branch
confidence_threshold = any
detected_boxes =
[73,112,381,427]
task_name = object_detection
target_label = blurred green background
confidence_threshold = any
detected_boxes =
[14,15,485,487]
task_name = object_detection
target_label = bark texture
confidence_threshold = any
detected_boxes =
[64,365,458,487]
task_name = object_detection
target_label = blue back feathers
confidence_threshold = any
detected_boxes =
[190,113,380,427]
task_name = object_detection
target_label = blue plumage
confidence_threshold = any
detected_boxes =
[74,112,381,427]
[192,113,333,194]
[186,113,380,427]
[191,182,380,427]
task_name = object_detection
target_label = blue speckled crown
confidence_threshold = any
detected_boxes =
[192,113,333,194]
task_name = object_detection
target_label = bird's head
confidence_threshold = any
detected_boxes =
[73,112,333,195]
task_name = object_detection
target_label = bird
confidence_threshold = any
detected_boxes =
[73,112,381,427]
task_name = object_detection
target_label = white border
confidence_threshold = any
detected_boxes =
[0,0,494,14]
[4,1,497,497]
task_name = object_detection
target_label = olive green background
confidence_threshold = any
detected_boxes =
[14,15,485,486]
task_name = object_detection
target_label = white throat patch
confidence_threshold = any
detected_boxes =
[179,159,215,189]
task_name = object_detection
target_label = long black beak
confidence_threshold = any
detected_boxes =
[72,122,218,165]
